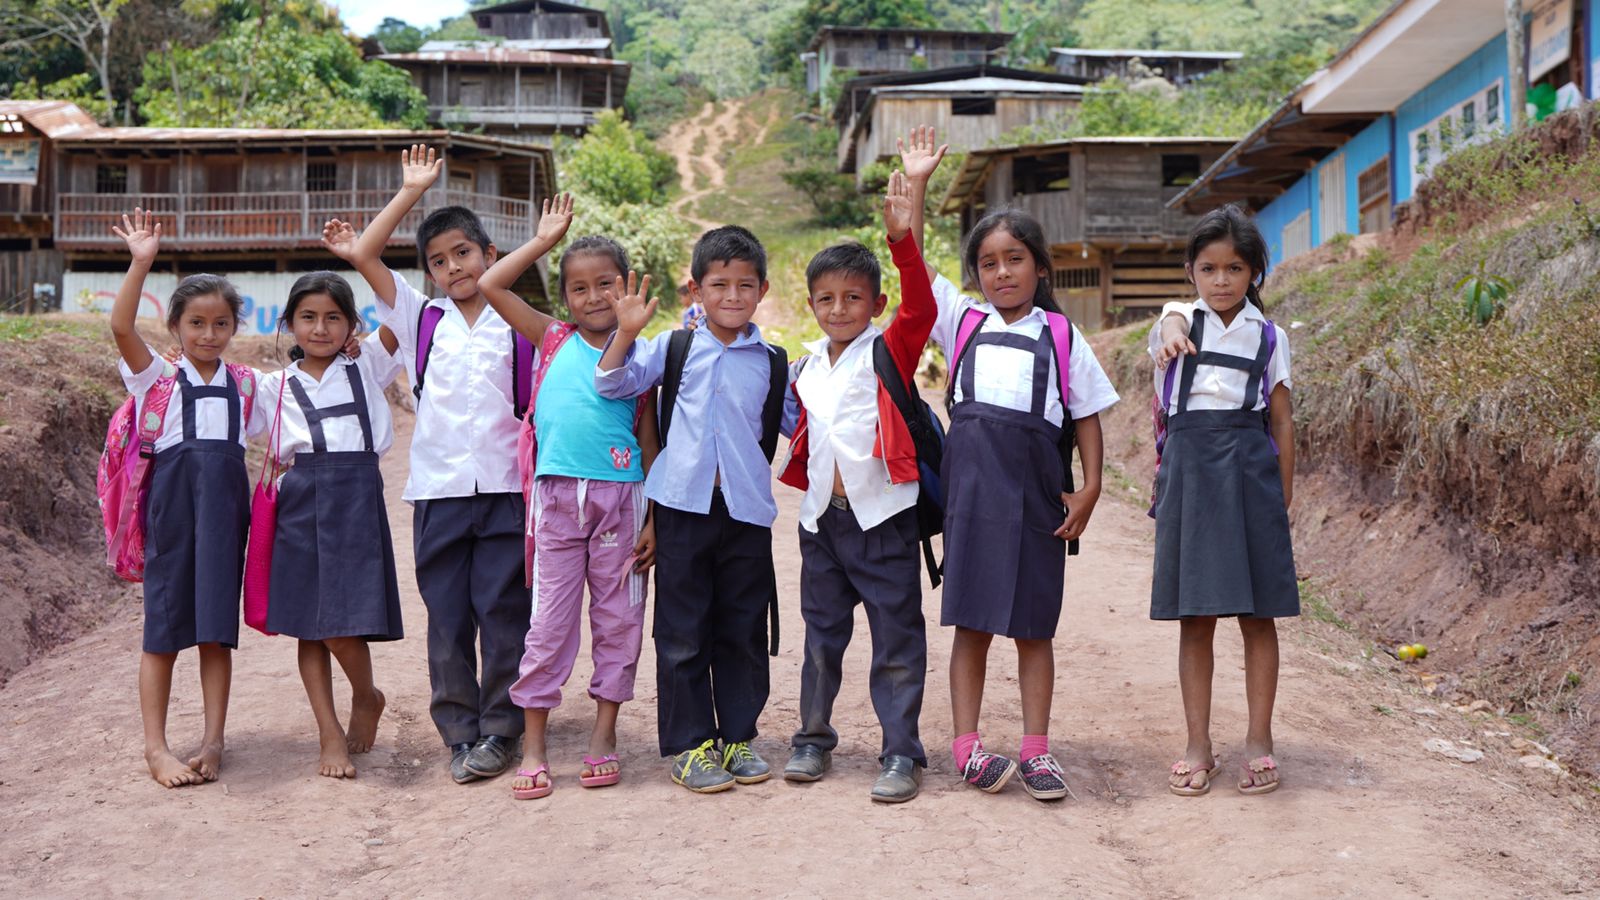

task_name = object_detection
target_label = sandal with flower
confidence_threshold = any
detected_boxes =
[1238,755,1280,795]
[1168,756,1221,796]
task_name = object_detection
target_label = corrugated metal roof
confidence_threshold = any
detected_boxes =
[421,38,612,53]
[1049,48,1243,60]
[0,100,101,139]
[877,77,1087,95]
[939,136,1238,213]
[380,48,627,67]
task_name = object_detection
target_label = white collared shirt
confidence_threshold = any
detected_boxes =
[1149,299,1292,413]
[377,269,522,501]
[253,330,405,461]
[119,350,264,452]
[794,325,919,534]
[929,274,1119,426]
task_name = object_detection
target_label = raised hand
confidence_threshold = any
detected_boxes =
[602,270,656,336]
[536,193,575,246]
[111,207,162,265]
[401,144,444,194]
[321,218,358,262]
[884,170,914,242]
[896,125,949,182]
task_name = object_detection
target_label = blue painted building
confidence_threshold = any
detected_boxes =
[1175,0,1597,267]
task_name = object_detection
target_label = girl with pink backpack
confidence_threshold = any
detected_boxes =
[106,209,265,788]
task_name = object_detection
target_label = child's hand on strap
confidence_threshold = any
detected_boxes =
[400,144,444,195]
[884,170,914,243]
[1056,486,1100,542]
[603,270,656,337]
[1154,314,1196,368]
[321,218,359,263]
[896,125,948,182]
[632,510,656,574]
[535,192,575,246]
[112,207,161,265]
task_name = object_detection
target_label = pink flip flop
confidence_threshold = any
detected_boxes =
[1238,755,1280,795]
[512,763,552,800]
[580,754,621,788]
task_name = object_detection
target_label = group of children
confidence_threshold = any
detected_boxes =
[110,124,1297,802]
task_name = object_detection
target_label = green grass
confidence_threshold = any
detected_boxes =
[0,316,100,343]
[1298,577,1353,631]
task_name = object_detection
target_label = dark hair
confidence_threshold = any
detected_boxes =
[280,271,362,361]
[691,225,766,283]
[1185,204,1270,307]
[165,274,244,332]
[963,209,1061,315]
[416,206,492,270]
[558,235,631,301]
[805,241,881,299]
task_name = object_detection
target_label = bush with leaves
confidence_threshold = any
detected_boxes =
[549,202,693,312]
[561,109,676,206]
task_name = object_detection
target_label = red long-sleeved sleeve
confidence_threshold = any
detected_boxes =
[882,233,936,386]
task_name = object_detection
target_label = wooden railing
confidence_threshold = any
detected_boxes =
[827,48,994,72]
[55,189,535,250]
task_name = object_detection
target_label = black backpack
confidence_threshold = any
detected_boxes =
[871,337,948,587]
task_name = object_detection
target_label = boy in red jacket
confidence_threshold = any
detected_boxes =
[777,165,942,802]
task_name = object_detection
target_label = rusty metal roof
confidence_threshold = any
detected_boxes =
[0,100,101,139]
[379,48,628,67]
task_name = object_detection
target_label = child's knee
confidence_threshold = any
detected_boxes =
[1238,616,1277,636]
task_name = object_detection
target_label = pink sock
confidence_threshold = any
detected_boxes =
[952,732,981,770]
[1020,734,1049,761]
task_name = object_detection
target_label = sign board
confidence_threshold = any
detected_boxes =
[1529,0,1573,83]
[61,269,429,337]
[0,139,41,185]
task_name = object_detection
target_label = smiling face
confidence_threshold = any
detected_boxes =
[169,293,237,364]
[1187,238,1255,313]
[691,258,768,335]
[288,292,353,362]
[808,271,886,347]
[423,228,497,301]
[561,251,623,336]
[973,227,1047,313]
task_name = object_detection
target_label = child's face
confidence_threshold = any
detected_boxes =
[691,259,768,332]
[974,228,1047,313]
[1187,239,1254,313]
[170,293,236,364]
[562,252,623,335]
[289,292,353,362]
[807,271,887,346]
[424,228,497,302]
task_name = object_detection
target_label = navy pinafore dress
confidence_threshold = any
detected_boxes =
[143,369,250,653]
[940,321,1070,639]
[266,366,404,642]
[1150,314,1299,620]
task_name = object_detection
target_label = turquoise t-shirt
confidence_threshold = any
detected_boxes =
[533,333,644,482]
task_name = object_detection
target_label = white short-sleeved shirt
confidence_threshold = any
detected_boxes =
[377,269,522,501]
[253,330,406,461]
[928,274,1119,426]
[119,350,265,452]
[1148,299,1292,413]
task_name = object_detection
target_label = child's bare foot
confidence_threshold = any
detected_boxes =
[346,688,386,754]
[319,732,357,779]
[146,748,203,788]
[186,740,224,782]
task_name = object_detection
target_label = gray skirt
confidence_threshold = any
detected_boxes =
[267,451,403,642]
[1151,410,1299,620]
[143,441,249,653]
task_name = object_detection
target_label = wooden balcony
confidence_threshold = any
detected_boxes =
[433,105,603,130]
[826,48,994,72]
[54,189,535,252]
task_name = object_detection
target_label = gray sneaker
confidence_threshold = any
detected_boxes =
[671,739,734,794]
[720,741,771,784]
[870,755,922,803]
[783,745,832,782]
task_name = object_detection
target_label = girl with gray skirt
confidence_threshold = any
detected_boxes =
[1150,205,1298,798]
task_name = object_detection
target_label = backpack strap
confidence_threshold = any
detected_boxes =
[226,363,257,427]
[658,329,693,448]
[412,304,445,403]
[872,335,944,587]
[529,322,578,419]
[760,344,788,464]
[512,330,535,419]
[136,370,179,457]
[1260,319,1277,411]
[1042,311,1073,415]
[945,307,988,409]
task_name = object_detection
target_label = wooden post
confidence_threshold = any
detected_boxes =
[556,66,563,131]
[605,69,612,109]
[1508,0,1527,130]
[515,66,521,112]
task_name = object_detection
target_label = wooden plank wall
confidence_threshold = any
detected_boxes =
[0,247,65,313]
[857,95,1080,174]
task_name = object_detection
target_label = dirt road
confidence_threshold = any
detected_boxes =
[3,406,1599,898]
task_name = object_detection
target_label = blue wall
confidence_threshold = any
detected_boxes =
[1250,115,1391,267]
[1336,115,1394,233]
[1393,32,1511,200]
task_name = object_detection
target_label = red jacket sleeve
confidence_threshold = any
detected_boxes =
[882,233,936,386]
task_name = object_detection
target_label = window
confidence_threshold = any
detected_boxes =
[1014,152,1073,193]
[1161,154,1202,187]
[1054,267,1099,291]
[951,97,996,116]
[95,164,128,194]
[1283,210,1312,261]
[1409,79,1503,181]
[1357,158,1391,235]
[1317,155,1347,241]
[877,34,889,51]
[1486,85,1501,125]
[1460,101,1477,139]
[306,162,337,192]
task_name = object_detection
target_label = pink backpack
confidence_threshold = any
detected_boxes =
[98,362,257,582]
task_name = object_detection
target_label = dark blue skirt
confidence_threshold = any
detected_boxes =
[143,440,249,653]
[1151,410,1300,619]
[939,403,1067,639]
[267,451,403,642]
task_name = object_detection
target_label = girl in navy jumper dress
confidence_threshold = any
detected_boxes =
[110,209,264,788]
[1151,205,1298,797]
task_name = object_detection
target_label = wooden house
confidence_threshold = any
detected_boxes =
[0,100,97,311]
[834,65,1090,187]
[802,26,1013,97]
[469,0,614,55]
[1048,48,1240,87]
[940,137,1234,329]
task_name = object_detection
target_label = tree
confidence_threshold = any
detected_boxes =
[768,0,937,83]
[371,15,424,52]
[1,0,132,123]
[561,109,675,206]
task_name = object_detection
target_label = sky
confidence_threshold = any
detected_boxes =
[333,0,470,37]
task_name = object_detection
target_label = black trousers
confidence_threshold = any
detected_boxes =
[793,504,927,766]
[653,491,776,757]
[413,492,531,747]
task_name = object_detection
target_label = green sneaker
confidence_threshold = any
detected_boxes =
[720,741,770,784]
[671,739,734,794]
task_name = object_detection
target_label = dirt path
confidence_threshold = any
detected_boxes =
[661,99,747,234]
[3,403,1599,897]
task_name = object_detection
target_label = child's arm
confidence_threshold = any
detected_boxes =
[1270,384,1294,508]
[478,193,574,345]
[595,271,662,398]
[1055,413,1104,541]
[897,125,948,284]
[323,145,443,306]
[1153,311,1196,367]
[631,387,660,574]
[360,328,407,390]
[108,208,160,376]
[881,170,937,383]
